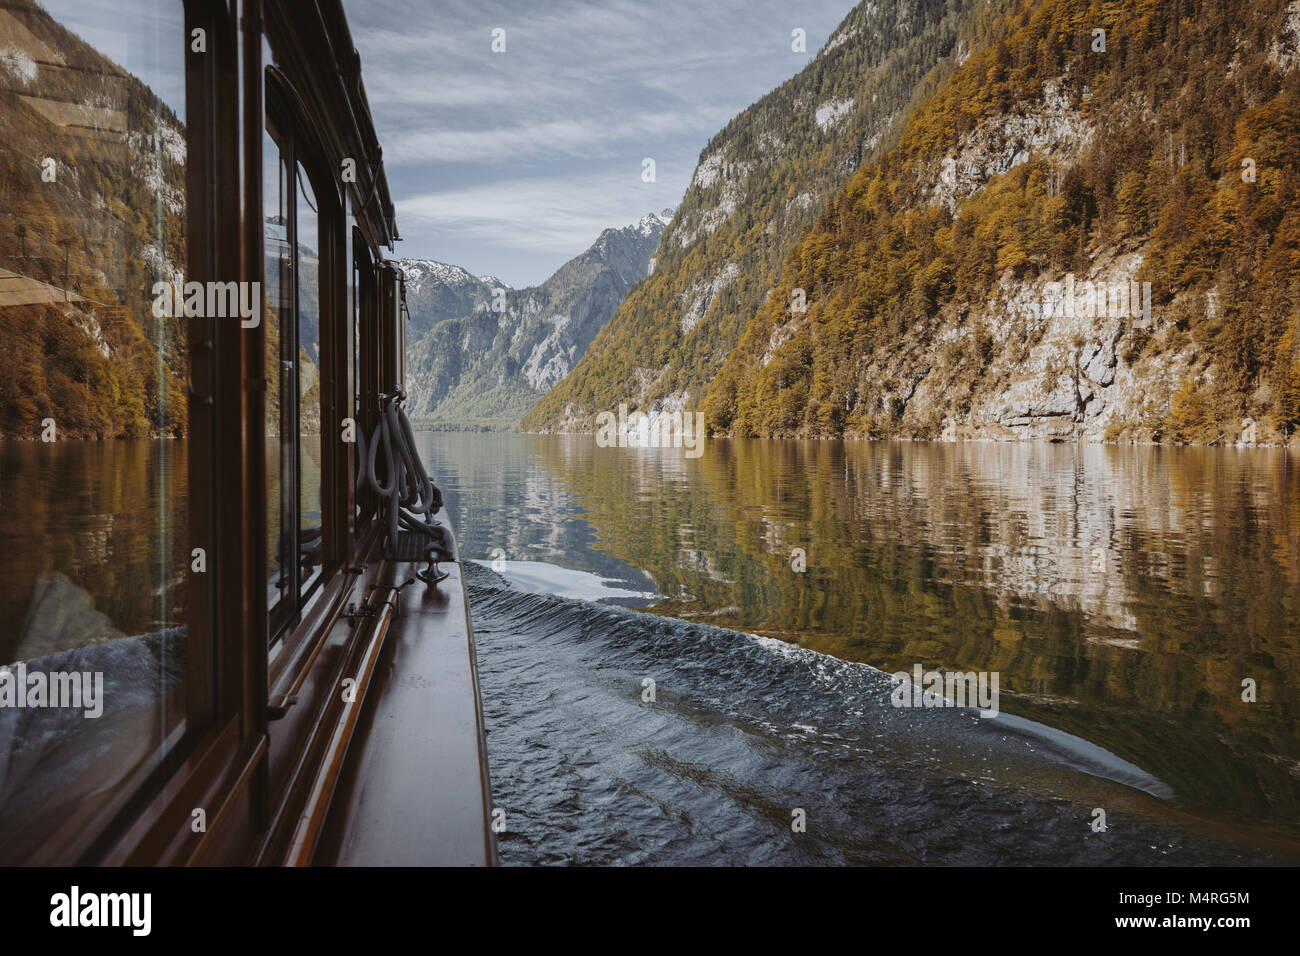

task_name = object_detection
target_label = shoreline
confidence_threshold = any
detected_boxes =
[512,426,1300,449]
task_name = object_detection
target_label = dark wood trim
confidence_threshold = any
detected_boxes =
[240,0,271,838]
[253,562,387,864]
[184,0,220,734]
[267,566,357,708]
[378,261,399,394]
[104,719,259,866]
[284,586,396,865]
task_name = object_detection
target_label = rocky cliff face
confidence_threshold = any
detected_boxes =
[935,248,1166,443]
[403,213,665,427]
[697,0,1300,446]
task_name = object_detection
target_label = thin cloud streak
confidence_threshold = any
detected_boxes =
[382,106,737,166]
[401,172,680,254]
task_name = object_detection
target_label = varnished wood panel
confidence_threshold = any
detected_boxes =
[313,551,497,866]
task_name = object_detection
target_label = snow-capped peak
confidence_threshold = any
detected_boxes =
[396,258,511,293]
[635,211,668,237]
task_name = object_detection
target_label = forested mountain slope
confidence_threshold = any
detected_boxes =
[700,0,1300,443]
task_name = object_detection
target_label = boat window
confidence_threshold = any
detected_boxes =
[263,71,333,640]
[0,0,205,860]
[265,122,291,626]
[353,235,373,533]
[296,163,323,598]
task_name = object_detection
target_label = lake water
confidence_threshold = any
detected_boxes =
[1,434,1297,863]
[418,432,1300,864]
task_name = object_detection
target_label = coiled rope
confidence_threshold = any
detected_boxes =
[357,385,454,584]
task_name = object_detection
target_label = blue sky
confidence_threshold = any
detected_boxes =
[342,0,859,286]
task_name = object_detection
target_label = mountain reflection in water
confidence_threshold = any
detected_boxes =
[419,432,1300,864]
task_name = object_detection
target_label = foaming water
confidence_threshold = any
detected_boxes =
[466,562,1277,865]
[981,712,1173,800]
[470,559,659,603]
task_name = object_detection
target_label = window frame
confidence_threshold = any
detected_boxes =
[352,232,377,539]
[263,70,340,643]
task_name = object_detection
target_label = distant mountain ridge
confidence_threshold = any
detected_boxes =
[399,259,509,342]
[402,212,667,428]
